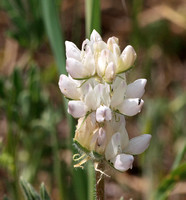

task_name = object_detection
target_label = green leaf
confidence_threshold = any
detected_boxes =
[40,0,66,75]
[1,0,44,48]
[154,162,186,200]
[20,178,41,200]
[40,183,51,200]
[85,0,101,37]
[172,143,186,170]
[3,196,11,200]
[20,178,52,200]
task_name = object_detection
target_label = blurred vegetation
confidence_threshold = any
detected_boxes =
[0,0,186,200]
[1,0,45,50]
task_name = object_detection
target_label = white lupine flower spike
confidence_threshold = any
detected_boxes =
[58,29,151,173]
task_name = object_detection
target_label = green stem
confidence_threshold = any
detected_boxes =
[87,161,96,200]
[6,128,20,200]
[51,129,66,200]
[85,0,92,37]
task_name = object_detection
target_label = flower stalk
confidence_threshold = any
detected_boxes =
[58,29,152,199]
[95,161,105,200]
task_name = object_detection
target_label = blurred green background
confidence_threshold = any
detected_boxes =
[0,0,185,200]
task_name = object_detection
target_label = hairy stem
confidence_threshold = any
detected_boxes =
[95,161,105,200]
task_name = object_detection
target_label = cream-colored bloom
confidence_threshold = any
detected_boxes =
[96,105,112,123]
[105,132,151,172]
[117,98,144,116]
[58,74,81,99]
[116,45,137,74]
[58,29,151,173]
[68,101,88,118]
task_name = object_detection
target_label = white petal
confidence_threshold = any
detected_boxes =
[117,45,137,73]
[110,154,134,172]
[97,128,106,146]
[84,87,100,110]
[83,50,96,76]
[94,84,110,107]
[118,124,129,150]
[93,41,107,54]
[90,127,106,152]
[58,75,81,99]
[97,49,108,77]
[68,101,87,118]
[121,45,137,66]
[90,29,102,42]
[66,58,84,79]
[100,84,111,107]
[79,82,92,98]
[105,132,121,161]
[124,134,152,155]
[65,41,81,61]
[113,43,121,65]
[112,74,126,91]
[126,79,147,98]
[111,80,127,108]
[104,62,116,83]
[90,129,99,150]
[117,98,144,116]
[111,113,126,131]
[96,106,112,123]
[82,39,92,52]
[107,37,119,51]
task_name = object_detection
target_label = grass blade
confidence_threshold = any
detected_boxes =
[85,0,101,37]
[40,183,51,200]
[153,162,186,200]
[40,0,66,74]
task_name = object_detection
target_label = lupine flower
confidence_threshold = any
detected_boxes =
[105,132,151,172]
[58,30,151,172]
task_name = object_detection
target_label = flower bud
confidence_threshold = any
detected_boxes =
[110,154,134,172]
[58,74,81,99]
[74,113,107,155]
[66,58,85,79]
[117,98,144,116]
[66,55,95,79]
[97,49,108,77]
[107,37,119,51]
[96,105,112,123]
[116,45,137,74]
[68,101,87,118]
[90,29,102,42]
[65,41,81,61]
[97,128,106,146]
[104,62,116,83]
